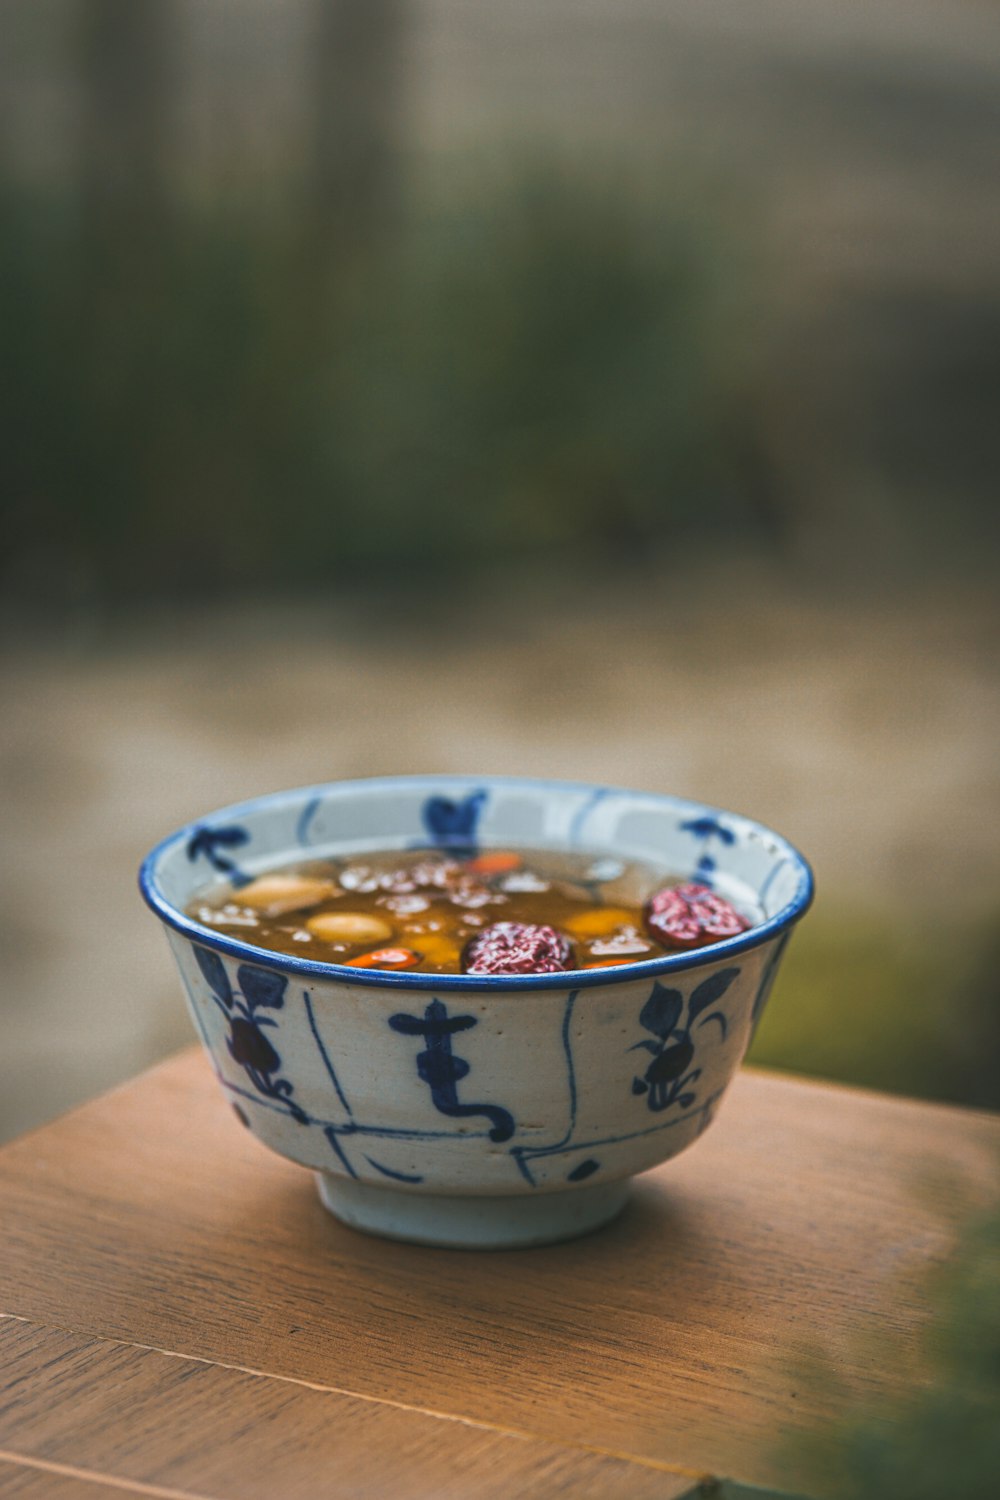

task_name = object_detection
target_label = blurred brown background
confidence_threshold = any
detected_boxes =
[1,0,998,1140]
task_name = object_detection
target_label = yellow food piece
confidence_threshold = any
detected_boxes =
[564,907,639,940]
[305,911,394,945]
[238,874,336,917]
[410,934,462,969]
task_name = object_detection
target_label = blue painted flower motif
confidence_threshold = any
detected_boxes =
[630,968,739,1113]
[186,823,252,886]
[421,790,487,852]
[194,946,307,1123]
[192,945,232,1009]
[228,1015,280,1074]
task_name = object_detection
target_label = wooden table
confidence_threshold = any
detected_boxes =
[1,1051,997,1500]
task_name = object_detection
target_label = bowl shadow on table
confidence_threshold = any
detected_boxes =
[282,1165,735,1351]
[265,1162,834,1488]
[259,1164,972,1500]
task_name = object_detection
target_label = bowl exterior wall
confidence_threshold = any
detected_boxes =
[166,926,789,1197]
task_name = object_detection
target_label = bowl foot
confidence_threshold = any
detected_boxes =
[316,1173,630,1249]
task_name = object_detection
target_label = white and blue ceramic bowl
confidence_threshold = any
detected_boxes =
[140,776,813,1249]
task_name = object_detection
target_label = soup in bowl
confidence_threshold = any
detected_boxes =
[139,776,813,1248]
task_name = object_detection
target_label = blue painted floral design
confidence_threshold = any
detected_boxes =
[420,789,487,851]
[193,946,307,1123]
[630,968,739,1112]
[186,823,252,886]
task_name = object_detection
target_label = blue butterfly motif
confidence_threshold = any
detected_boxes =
[421,789,487,851]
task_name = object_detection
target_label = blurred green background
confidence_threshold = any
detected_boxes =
[1,0,998,1142]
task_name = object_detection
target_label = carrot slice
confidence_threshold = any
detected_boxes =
[345,947,421,969]
[466,851,521,876]
[581,955,645,969]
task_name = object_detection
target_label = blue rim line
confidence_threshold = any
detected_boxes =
[138,775,815,992]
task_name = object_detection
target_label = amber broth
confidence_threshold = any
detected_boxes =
[187,846,697,974]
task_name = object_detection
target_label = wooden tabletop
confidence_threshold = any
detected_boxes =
[1,1051,997,1500]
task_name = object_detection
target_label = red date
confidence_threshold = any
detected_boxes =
[644,883,749,950]
[463,922,574,975]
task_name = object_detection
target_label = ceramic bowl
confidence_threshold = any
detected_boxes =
[139,776,813,1249]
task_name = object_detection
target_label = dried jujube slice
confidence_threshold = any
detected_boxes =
[644,883,749,951]
[588,927,652,958]
[462,922,574,976]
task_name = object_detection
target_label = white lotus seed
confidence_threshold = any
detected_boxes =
[305,911,394,945]
[237,874,336,917]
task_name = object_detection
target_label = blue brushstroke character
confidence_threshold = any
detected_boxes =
[388,999,514,1142]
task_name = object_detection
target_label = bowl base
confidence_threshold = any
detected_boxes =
[316,1173,630,1249]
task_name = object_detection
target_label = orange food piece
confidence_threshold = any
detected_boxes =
[465,851,521,877]
[581,954,644,969]
[345,947,421,969]
[564,907,638,940]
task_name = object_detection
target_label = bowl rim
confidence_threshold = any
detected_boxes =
[138,774,814,991]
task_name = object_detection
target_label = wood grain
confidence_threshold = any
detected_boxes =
[0,1456,167,1498]
[1,1050,997,1495]
[0,1319,690,1500]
